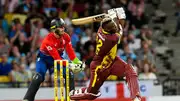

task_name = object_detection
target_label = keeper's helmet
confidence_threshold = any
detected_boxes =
[50,18,65,30]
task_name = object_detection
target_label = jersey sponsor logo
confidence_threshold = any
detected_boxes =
[47,46,52,50]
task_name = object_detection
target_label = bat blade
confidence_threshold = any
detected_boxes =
[71,13,106,25]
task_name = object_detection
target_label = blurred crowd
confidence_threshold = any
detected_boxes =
[0,0,159,88]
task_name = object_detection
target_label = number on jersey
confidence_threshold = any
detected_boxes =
[96,37,103,55]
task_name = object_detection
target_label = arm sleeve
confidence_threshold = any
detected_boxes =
[64,33,76,61]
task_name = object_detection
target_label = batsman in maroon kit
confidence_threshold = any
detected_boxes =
[70,8,141,101]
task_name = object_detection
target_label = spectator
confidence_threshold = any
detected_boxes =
[0,0,9,14]
[60,2,79,26]
[9,18,27,41]
[120,44,137,62]
[127,33,141,51]
[67,26,80,48]
[19,54,28,69]
[130,25,141,37]
[128,0,149,29]
[11,32,31,57]
[0,54,14,84]
[138,61,157,80]
[28,52,37,72]
[83,44,95,63]
[128,0,145,16]
[8,0,19,13]
[11,60,21,87]
[138,25,153,46]
[0,30,10,55]
[31,20,49,51]
[130,7,148,29]
[80,28,92,45]
[83,32,96,54]
[136,41,155,69]
[101,0,111,13]
[123,20,130,36]
[41,0,57,18]
[0,16,9,34]
[127,57,138,73]
[11,61,32,87]
[15,0,36,14]
[59,2,78,19]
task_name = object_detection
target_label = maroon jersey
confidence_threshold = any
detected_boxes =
[93,27,120,68]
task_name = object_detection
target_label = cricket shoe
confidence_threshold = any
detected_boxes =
[22,99,28,101]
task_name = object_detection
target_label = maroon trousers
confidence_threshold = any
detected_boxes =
[87,56,140,99]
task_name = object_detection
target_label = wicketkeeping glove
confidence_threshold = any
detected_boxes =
[70,57,85,73]
[69,62,85,73]
[72,57,82,64]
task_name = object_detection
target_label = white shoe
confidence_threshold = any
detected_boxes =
[133,97,141,101]
[22,99,28,101]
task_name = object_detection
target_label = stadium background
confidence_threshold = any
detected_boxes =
[0,0,180,101]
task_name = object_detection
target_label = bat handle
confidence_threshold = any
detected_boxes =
[93,14,106,22]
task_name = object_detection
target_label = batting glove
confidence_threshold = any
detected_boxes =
[108,7,126,20]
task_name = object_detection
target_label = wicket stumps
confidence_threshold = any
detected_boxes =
[54,60,70,101]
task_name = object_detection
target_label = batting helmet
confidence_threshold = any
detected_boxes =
[101,16,118,34]
[50,18,65,30]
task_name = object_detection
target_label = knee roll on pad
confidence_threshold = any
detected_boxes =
[32,72,43,83]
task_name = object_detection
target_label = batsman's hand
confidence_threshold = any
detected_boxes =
[69,62,85,74]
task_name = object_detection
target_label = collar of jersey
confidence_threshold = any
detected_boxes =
[102,28,109,34]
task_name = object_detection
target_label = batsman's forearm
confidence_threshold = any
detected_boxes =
[119,19,125,28]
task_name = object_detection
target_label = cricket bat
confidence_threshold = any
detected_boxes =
[71,13,107,25]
